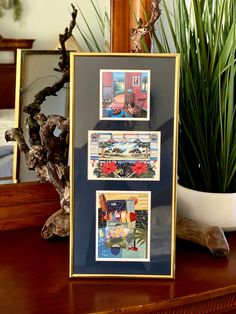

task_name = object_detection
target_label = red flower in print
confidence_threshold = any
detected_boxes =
[132,162,147,175]
[101,162,117,175]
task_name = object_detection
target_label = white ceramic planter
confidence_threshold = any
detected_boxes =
[177,184,236,232]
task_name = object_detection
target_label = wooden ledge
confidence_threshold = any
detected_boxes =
[0,38,34,50]
[0,182,60,231]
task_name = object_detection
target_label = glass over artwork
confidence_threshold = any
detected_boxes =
[70,53,180,278]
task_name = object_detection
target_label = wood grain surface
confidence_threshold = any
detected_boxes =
[0,182,60,230]
[0,225,236,313]
[111,0,151,52]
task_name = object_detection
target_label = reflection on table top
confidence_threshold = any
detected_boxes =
[1,225,236,313]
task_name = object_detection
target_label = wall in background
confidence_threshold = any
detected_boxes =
[0,0,177,52]
[0,0,106,50]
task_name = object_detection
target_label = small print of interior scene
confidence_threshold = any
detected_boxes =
[101,71,149,119]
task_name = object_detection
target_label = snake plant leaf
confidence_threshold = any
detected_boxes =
[150,0,236,192]
[75,0,110,52]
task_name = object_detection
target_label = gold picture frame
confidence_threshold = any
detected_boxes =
[14,49,70,182]
[70,52,180,278]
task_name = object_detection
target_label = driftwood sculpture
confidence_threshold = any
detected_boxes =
[130,0,229,257]
[5,4,77,239]
[177,217,229,257]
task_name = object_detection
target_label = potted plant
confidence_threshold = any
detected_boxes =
[152,0,235,230]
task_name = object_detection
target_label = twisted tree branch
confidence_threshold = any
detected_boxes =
[130,0,161,52]
[5,4,77,239]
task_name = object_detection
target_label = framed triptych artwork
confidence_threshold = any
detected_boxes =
[70,53,180,278]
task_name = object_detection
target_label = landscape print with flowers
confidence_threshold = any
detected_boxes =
[88,131,161,181]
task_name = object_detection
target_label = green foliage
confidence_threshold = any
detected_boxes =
[136,211,148,229]
[13,0,22,21]
[0,0,23,21]
[135,224,147,246]
[135,212,148,255]
[114,83,125,95]
[153,0,236,193]
[75,0,110,52]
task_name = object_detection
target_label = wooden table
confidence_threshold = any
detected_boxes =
[1,222,236,313]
